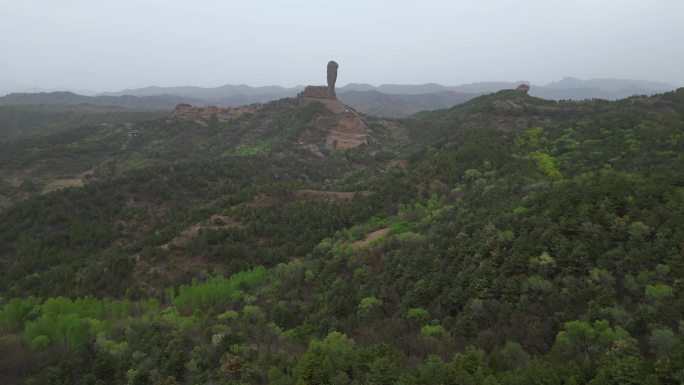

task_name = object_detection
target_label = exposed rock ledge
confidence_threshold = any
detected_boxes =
[297,86,369,150]
[169,104,257,126]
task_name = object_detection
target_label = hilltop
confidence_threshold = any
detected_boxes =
[0,90,404,209]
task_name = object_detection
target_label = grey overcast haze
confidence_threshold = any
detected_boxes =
[1,0,683,93]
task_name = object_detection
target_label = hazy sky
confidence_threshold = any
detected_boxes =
[1,0,683,92]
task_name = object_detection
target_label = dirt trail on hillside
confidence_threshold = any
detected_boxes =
[353,228,390,249]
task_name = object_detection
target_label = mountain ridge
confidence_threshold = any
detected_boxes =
[3,76,680,119]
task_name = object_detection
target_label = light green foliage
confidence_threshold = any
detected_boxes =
[529,252,556,275]
[524,359,560,385]
[314,238,332,252]
[294,331,356,385]
[0,296,39,331]
[628,221,651,240]
[554,320,637,359]
[389,221,413,235]
[95,332,128,356]
[406,307,430,324]
[415,355,452,385]
[242,305,265,324]
[593,355,649,385]
[367,354,401,385]
[24,313,88,348]
[368,235,388,247]
[16,296,133,349]
[274,258,306,286]
[367,212,389,228]
[453,347,487,374]
[394,231,424,245]
[420,324,448,338]
[490,341,530,371]
[12,267,266,354]
[515,126,545,149]
[537,251,555,267]
[357,296,383,319]
[126,153,149,168]
[655,263,671,277]
[172,267,266,312]
[645,284,674,300]
[531,151,562,179]
[267,365,291,385]
[243,294,258,304]
[589,268,615,286]
[464,168,482,180]
[527,127,545,147]
[41,296,110,319]
[497,229,515,242]
[30,335,50,350]
[233,142,269,156]
[304,268,315,282]
[161,305,182,324]
[523,275,553,293]
[217,309,239,321]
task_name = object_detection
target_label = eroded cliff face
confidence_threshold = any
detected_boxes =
[297,86,368,150]
[169,60,371,151]
[299,86,336,100]
[168,96,378,157]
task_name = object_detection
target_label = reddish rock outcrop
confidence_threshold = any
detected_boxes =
[169,104,258,125]
[171,104,195,117]
[298,85,346,113]
[299,86,336,100]
[324,111,368,150]
[516,84,530,94]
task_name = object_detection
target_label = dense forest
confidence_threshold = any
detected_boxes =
[1,88,684,385]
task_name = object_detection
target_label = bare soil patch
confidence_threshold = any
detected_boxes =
[161,214,244,250]
[353,227,390,249]
[42,178,84,193]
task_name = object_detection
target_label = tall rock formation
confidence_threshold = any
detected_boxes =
[327,60,339,97]
[516,84,530,94]
[297,61,368,150]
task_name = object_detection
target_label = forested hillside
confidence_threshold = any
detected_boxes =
[1,89,684,385]
[0,105,165,142]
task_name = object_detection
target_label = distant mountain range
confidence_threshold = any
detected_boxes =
[0,77,678,118]
[339,90,475,118]
[96,77,676,99]
[0,78,97,97]
[0,92,206,110]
